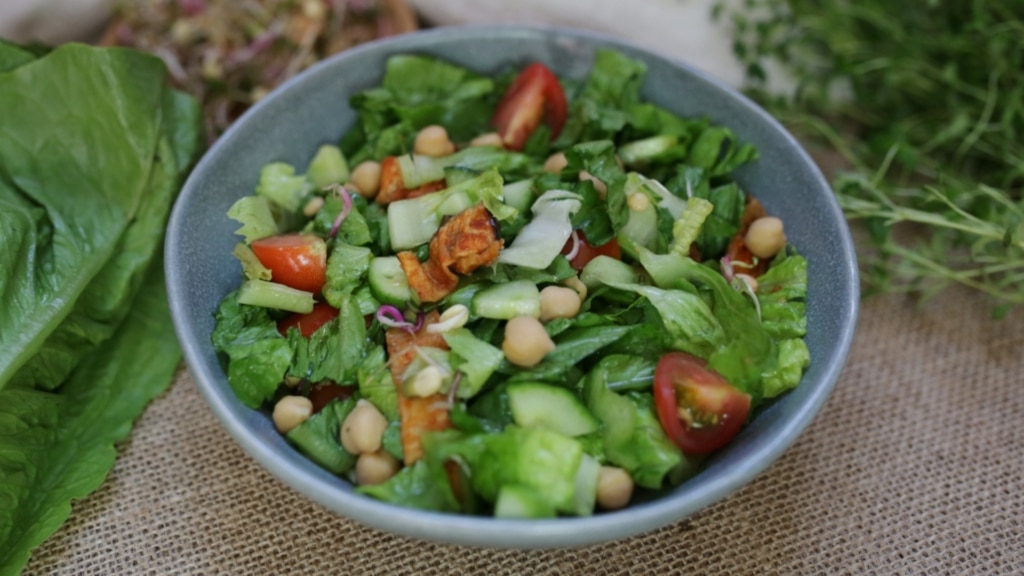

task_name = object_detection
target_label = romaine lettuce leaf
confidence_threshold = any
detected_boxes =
[285,398,358,474]
[757,253,809,336]
[582,366,687,489]
[0,43,201,574]
[0,46,183,386]
[0,259,183,574]
[762,338,811,399]
[443,329,504,399]
[555,48,647,146]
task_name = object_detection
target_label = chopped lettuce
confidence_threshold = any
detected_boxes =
[555,48,647,146]
[497,189,582,269]
[756,252,809,339]
[256,162,310,213]
[443,329,504,399]
[285,398,358,474]
[583,365,687,489]
[322,242,372,309]
[762,338,811,399]
[357,347,399,421]
[228,195,278,243]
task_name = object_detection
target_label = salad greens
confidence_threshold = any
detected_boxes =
[0,43,201,574]
[211,48,809,518]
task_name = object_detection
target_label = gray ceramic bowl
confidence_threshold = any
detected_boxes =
[166,25,859,549]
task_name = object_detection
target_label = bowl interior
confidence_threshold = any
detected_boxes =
[166,25,859,549]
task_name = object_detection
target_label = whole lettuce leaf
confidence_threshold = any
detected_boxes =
[0,45,192,386]
[0,257,183,574]
[0,43,201,574]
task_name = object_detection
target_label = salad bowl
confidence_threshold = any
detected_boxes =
[165,24,858,548]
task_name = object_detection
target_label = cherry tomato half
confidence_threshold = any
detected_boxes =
[653,352,752,454]
[492,62,568,150]
[250,233,327,293]
[277,302,339,338]
[308,382,356,413]
[561,229,621,271]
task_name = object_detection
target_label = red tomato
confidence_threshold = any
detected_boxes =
[308,383,356,413]
[724,232,767,278]
[277,302,339,338]
[561,230,621,271]
[492,63,568,150]
[250,233,327,293]
[653,352,752,454]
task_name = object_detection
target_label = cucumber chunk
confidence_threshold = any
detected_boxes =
[237,279,315,313]
[507,382,600,437]
[472,280,540,319]
[494,484,556,519]
[368,256,414,307]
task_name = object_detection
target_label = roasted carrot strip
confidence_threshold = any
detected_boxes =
[396,252,459,303]
[725,195,769,277]
[398,204,503,303]
[384,311,451,464]
[375,155,446,205]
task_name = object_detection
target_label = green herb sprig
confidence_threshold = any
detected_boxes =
[721,0,1024,316]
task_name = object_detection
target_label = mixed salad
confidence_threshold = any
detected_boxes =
[211,49,810,518]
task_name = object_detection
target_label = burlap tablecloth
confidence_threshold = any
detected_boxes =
[22,280,1024,574]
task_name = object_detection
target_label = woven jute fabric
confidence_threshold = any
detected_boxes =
[22,283,1024,575]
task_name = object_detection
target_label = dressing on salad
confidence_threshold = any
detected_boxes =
[211,49,810,518]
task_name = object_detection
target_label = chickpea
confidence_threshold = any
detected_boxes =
[272,395,313,434]
[595,466,634,510]
[408,365,444,397]
[355,451,400,486]
[626,192,650,212]
[470,132,504,148]
[539,285,582,322]
[745,216,787,259]
[414,125,456,157]
[302,196,325,217]
[340,399,388,454]
[562,275,588,302]
[502,316,555,368]
[543,152,568,174]
[351,160,381,198]
[578,170,607,195]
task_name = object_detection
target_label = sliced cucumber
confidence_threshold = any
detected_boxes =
[472,280,540,319]
[494,484,556,519]
[579,255,638,290]
[237,279,315,313]
[572,453,600,517]
[502,179,535,213]
[367,256,414,307]
[444,165,480,187]
[507,382,600,437]
[618,135,679,166]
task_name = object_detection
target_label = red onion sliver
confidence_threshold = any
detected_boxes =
[328,185,353,239]
[375,305,409,329]
[411,311,425,333]
[720,255,735,283]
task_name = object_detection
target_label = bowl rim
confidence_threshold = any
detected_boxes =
[166,22,860,549]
